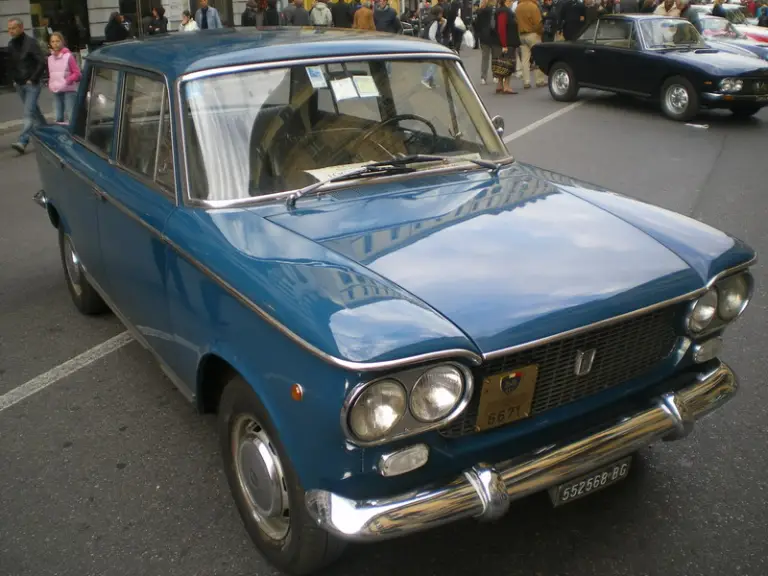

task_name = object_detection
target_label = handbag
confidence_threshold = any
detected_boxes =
[491,55,515,77]
[462,28,475,48]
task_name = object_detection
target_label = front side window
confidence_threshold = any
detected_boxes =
[84,67,119,155]
[118,73,174,191]
[181,58,506,202]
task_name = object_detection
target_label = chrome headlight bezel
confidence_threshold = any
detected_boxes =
[719,77,744,93]
[685,270,754,337]
[341,362,474,446]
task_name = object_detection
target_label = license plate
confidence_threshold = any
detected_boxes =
[475,365,539,432]
[549,456,632,507]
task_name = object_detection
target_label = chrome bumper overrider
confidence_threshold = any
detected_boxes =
[33,189,48,208]
[306,362,737,541]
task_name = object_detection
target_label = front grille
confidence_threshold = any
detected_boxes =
[439,306,681,438]
[744,79,768,95]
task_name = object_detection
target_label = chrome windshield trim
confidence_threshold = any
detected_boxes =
[482,256,757,362]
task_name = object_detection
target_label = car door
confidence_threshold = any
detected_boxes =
[50,66,122,288]
[569,21,600,86]
[588,19,650,94]
[95,70,179,363]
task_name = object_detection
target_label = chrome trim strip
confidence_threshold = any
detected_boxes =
[482,256,757,362]
[339,362,475,447]
[306,362,737,541]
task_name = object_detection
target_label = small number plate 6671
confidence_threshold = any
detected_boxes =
[549,456,632,507]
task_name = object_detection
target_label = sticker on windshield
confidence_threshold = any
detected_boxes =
[306,66,328,89]
[330,77,359,101]
[353,75,380,98]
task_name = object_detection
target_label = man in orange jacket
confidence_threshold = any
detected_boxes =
[515,0,547,88]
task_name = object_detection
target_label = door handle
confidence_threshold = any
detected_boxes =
[585,49,595,54]
[92,187,106,202]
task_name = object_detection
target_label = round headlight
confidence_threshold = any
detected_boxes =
[717,274,751,321]
[688,288,718,333]
[349,379,406,441]
[409,365,465,423]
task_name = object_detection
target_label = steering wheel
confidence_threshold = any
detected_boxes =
[358,113,438,156]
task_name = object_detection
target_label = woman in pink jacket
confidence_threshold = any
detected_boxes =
[47,32,82,124]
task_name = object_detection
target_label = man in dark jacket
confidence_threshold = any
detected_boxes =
[331,0,353,26]
[7,18,47,155]
[374,0,402,32]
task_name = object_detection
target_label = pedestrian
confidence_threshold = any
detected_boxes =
[264,0,281,25]
[759,6,768,27]
[540,0,559,42]
[285,0,311,25]
[149,6,169,33]
[104,12,130,42]
[559,0,586,41]
[515,0,546,88]
[47,32,81,126]
[196,0,224,29]
[374,0,403,32]
[492,0,520,94]
[310,0,334,25]
[421,4,448,88]
[242,0,259,25]
[474,0,498,85]
[179,10,200,30]
[7,18,47,155]
[655,0,681,16]
[331,0,353,26]
[353,0,376,28]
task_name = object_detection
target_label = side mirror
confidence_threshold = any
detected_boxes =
[491,115,505,137]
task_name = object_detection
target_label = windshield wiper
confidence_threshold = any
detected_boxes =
[285,154,513,208]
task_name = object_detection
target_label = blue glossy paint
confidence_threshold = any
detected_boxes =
[265,163,705,354]
[706,37,768,61]
[661,48,768,75]
[89,28,454,80]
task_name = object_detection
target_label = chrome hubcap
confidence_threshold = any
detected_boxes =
[64,236,82,297]
[232,415,290,541]
[552,69,570,96]
[666,85,689,115]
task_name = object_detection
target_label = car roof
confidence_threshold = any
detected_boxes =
[88,27,455,82]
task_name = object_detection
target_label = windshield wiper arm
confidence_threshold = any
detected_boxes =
[285,154,514,208]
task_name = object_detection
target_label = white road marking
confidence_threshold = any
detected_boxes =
[0,331,133,413]
[503,100,586,143]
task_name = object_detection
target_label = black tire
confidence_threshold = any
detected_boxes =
[218,376,346,575]
[731,105,761,118]
[548,62,579,102]
[660,76,699,122]
[58,228,109,315]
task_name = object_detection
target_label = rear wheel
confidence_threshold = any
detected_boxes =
[731,105,761,118]
[218,376,346,575]
[548,62,579,102]
[660,76,699,122]
[58,229,108,315]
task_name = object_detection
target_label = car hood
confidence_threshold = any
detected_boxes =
[263,164,709,354]
[662,48,768,74]
[705,38,768,59]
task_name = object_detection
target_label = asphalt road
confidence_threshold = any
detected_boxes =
[1,48,767,576]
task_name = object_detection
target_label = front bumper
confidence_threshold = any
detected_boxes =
[306,362,736,541]
[701,92,768,107]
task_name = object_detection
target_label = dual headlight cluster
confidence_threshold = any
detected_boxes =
[344,363,472,445]
[687,272,752,336]
[719,78,744,93]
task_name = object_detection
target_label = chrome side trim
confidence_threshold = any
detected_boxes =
[306,362,737,541]
[339,362,475,447]
[482,256,757,361]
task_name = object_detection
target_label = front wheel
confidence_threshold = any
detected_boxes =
[731,105,761,118]
[548,62,579,102]
[660,76,699,122]
[218,376,346,575]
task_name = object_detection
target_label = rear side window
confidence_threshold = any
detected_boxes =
[118,73,175,192]
[83,67,120,155]
[577,22,598,43]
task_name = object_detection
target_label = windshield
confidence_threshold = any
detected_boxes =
[181,58,506,202]
[640,19,707,49]
[723,7,747,25]
[700,18,745,38]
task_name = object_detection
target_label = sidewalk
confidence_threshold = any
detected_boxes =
[0,88,56,136]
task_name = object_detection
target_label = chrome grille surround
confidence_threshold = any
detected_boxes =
[439,305,681,438]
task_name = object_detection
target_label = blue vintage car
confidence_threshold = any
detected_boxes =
[31,28,755,575]
[532,14,768,121]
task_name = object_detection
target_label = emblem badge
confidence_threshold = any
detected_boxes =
[574,349,597,376]
[500,372,522,394]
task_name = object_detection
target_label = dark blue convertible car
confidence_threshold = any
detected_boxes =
[533,14,768,121]
[31,28,755,575]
